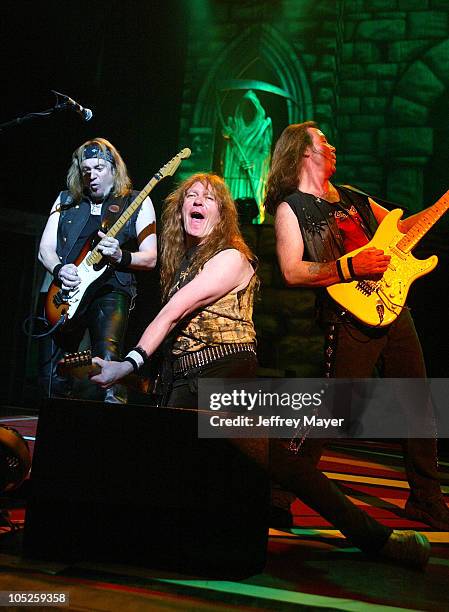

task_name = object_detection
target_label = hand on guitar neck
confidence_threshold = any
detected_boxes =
[57,350,152,394]
[96,231,123,264]
[90,356,134,389]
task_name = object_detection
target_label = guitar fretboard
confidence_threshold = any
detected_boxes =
[83,147,190,267]
[397,189,449,253]
[86,173,161,266]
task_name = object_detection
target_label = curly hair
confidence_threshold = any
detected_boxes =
[66,137,132,202]
[160,173,255,300]
[264,121,317,215]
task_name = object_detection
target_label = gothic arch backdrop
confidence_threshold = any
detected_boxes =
[179,23,313,184]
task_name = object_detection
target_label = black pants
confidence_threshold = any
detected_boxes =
[323,309,440,501]
[166,353,258,409]
[38,290,130,403]
[166,353,391,554]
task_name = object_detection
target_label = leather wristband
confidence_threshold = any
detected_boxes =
[115,249,132,270]
[131,345,149,361]
[123,346,148,372]
[52,263,63,283]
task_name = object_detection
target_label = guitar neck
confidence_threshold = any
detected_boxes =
[105,173,161,239]
[58,351,153,395]
[87,173,161,266]
[397,189,449,253]
[83,147,190,267]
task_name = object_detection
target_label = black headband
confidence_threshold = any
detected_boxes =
[81,143,115,166]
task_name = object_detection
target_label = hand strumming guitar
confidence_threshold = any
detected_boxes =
[57,263,81,288]
[351,247,390,280]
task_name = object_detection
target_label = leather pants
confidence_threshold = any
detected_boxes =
[38,290,130,403]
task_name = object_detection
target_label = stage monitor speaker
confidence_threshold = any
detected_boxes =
[23,398,269,578]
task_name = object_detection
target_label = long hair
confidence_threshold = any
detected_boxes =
[264,121,317,215]
[66,137,132,201]
[160,173,255,300]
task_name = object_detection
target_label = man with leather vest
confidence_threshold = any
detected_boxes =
[265,122,449,533]
[38,138,157,402]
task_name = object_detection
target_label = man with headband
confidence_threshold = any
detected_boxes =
[38,137,157,402]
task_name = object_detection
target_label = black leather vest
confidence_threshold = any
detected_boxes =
[283,185,378,264]
[56,190,140,296]
[284,186,379,322]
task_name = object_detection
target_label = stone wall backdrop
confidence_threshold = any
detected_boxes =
[340,1,449,376]
[178,0,449,376]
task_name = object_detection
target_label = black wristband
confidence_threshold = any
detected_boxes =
[123,347,148,373]
[347,256,355,279]
[335,259,345,282]
[115,249,132,270]
[52,263,63,283]
[132,345,149,361]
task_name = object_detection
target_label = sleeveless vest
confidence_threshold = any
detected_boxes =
[283,185,378,264]
[284,186,379,322]
[56,190,140,295]
[168,248,257,356]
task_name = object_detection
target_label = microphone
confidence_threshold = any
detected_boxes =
[52,90,93,122]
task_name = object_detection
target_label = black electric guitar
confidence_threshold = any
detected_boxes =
[45,148,191,329]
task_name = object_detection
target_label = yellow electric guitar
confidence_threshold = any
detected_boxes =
[327,189,449,327]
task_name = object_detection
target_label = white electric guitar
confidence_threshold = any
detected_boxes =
[45,148,191,329]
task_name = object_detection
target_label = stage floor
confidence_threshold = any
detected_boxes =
[1,413,448,611]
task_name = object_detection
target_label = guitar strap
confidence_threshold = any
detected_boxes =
[58,190,74,213]
[100,195,130,234]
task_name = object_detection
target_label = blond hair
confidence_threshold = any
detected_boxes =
[66,137,132,201]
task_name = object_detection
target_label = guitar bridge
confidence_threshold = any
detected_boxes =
[355,280,377,296]
[53,289,70,307]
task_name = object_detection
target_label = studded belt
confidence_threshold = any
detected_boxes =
[172,343,256,376]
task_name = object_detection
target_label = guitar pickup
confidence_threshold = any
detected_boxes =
[356,280,376,296]
[53,290,70,307]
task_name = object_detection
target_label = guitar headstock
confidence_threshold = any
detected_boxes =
[63,349,92,368]
[57,349,98,379]
[56,348,153,394]
[156,147,191,179]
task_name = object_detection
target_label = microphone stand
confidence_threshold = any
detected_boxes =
[0,102,69,133]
